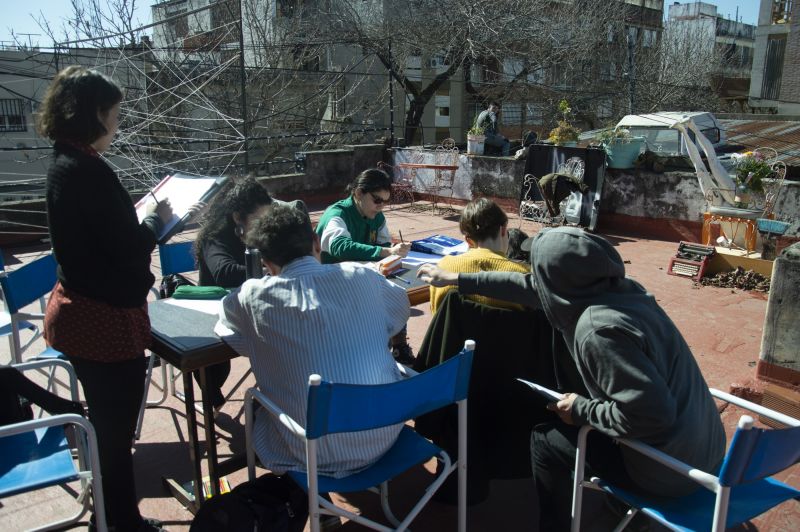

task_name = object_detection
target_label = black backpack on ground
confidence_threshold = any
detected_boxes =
[158,273,195,299]
[189,474,308,532]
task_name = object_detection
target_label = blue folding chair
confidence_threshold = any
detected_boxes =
[571,388,800,532]
[245,340,475,532]
[0,253,57,364]
[0,359,106,531]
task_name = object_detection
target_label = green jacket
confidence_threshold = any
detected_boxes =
[316,196,390,264]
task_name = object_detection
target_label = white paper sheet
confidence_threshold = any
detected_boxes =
[517,378,565,403]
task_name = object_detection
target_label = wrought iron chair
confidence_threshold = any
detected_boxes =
[245,340,475,532]
[379,160,415,209]
[571,388,800,532]
[519,157,585,228]
[423,138,459,212]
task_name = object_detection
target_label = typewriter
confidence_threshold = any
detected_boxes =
[667,242,716,281]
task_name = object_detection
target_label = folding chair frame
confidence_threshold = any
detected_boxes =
[244,343,474,532]
[3,359,107,531]
[571,388,800,532]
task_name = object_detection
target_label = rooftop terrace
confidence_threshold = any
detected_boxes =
[1,198,798,531]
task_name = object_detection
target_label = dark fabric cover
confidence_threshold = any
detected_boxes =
[523,144,606,230]
[412,291,565,504]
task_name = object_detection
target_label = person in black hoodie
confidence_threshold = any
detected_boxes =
[418,226,726,530]
[41,66,172,532]
[194,177,306,411]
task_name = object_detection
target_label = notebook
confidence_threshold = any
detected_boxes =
[135,173,228,243]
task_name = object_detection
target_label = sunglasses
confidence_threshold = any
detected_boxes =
[369,193,389,205]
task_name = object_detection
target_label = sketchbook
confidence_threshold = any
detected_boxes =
[135,173,227,243]
[517,378,565,403]
[410,235,468,256]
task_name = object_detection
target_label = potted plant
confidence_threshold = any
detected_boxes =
[466,121,486,155]
[732,151,772,208]
[547,99,581,146]
[596,127,645,169]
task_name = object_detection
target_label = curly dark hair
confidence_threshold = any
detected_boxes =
[36,66,123,144]
[194,177,272,260]
[459,198,508,242]
[345,168,392,196]
[246,203,314,267]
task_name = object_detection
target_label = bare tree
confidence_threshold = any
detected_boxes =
[33,0,144,46]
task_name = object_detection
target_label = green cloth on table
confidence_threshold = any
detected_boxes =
[172,285,229,299]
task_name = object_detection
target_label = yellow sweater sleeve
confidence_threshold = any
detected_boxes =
[429,248,530,313]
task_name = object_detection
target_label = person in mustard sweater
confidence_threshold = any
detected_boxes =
[430,198,529,313]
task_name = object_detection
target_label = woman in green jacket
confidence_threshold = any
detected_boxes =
[316,168,413,362]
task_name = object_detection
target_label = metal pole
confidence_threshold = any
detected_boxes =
[388,40,395,146]
[627,33,636,115]
[238,0,249,174]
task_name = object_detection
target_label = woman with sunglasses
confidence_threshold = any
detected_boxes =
[316,168,410,264]
[316,168,414,362]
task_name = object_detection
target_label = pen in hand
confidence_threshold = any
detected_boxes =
[149,191,160,206]
[399,230,405,244]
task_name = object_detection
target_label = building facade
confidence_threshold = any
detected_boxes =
[749,0,800,114]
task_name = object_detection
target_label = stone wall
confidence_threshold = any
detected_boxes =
[390,147,800,237]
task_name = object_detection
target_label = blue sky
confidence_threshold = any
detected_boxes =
[2,0,762,47]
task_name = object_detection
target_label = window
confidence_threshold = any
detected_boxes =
[525,103,543,125]
[502,103,522,125]
[772,0,793,24]
[0,99,26,132]
[642,29,657,48]
[595,98,613,119]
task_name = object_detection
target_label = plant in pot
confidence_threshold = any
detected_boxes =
[547,99,580,146]
[466,121,486,155]
[732,151,771,207]
[596,127,645,169]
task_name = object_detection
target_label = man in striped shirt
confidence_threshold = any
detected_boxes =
[220,203,410,477]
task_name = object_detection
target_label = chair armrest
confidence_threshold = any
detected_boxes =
[14,359,79,402]
[575,425,719,492]
[245,387,306,437]
[0,413,91,439]
[710,388,800,427]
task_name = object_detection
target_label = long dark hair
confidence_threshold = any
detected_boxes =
[195,177,272,259]
[345,168,392,196]
[36,65,123,144]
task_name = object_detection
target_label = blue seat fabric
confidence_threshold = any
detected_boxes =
[0,425,79,498]
[287,426,442,494]
[597,477,800,531]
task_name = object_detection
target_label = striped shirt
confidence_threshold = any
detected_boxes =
[219,255,410,477]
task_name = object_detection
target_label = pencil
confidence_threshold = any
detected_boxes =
[399,230,405,244]
[149,190,160,206]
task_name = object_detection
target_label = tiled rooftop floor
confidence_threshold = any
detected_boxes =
[1,200,797,531]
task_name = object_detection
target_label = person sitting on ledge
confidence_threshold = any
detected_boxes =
[219,203,410,477]
[476,101,511,156]
[429,198,529,314]
[417,226,726,531]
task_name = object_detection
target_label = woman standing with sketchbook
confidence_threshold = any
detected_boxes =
[40,66,171,532]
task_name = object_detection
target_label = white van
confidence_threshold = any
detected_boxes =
[615,112,726,156]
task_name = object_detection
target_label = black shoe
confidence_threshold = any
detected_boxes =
[392,343,415,365]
